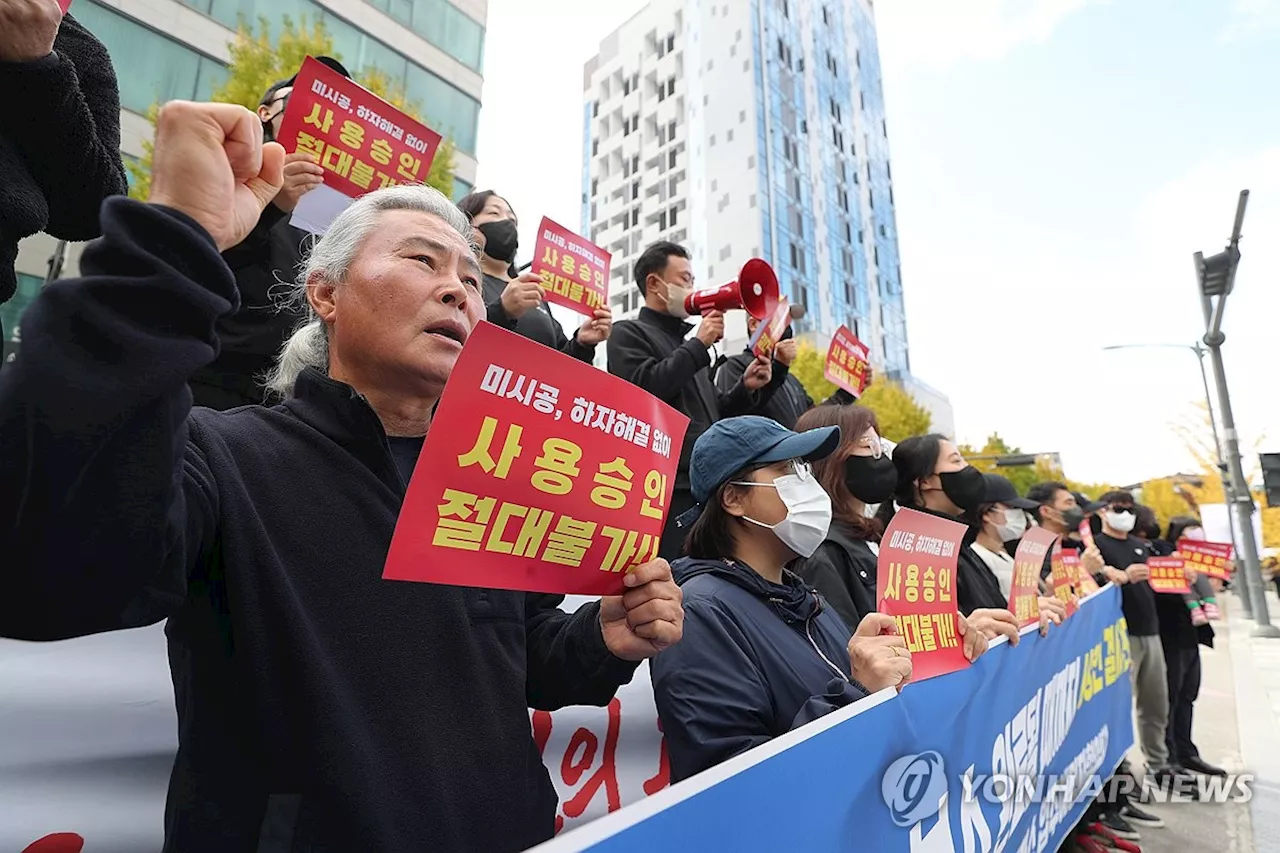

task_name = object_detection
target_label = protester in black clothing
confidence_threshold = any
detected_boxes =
[1093,491,1196,790]
[0,4,127,345]
[457,190,611,361]
[716,318,812,428]
[1157,516,1226,777]
[0,102,687,853]
[1026,481,1114,581]
[608,240,774,559]
[187,58,348,409]
[878,433,1020,643]
[793,404,894,629]
[651,415,932,781]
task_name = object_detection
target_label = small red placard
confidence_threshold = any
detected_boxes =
[530,217,610,317]
[823,326,870,398]
[1049,543,1079,616]
[276,56,442,200]
[384,322,689,595]
[1148,557,1191,594]
[750,298,792,359]
[1066,553,1099,595]
[1077,520,1096,550]
[1009,528,1058,627]
[1175,540,1233,581]
[876,509,970,681]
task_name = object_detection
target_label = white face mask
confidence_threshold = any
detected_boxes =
[735,469,833,558]
[1183,527,1206,541]
[996,508,1028,543]
[1104,510,1136,534]
[662,280,691,318]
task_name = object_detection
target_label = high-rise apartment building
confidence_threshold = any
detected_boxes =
[4,0,486,358]
[582,0,950,431]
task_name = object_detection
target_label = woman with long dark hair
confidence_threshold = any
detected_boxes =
[456,190,610,361]
[878,434,1020,643]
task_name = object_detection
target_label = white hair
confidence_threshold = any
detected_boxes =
[263,184,476,399]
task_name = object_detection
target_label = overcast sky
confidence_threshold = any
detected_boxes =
[475,0,1280,486]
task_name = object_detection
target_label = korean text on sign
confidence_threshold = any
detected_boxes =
[276,56,442,201]
[1065,553,1099,595]
[1176,539,1233,581]
[1049,543,1079,616]
[823,325,870,398]
[531,217,611,318]
[1148,557,1191,594]
[384,322,689,596]
[750,298,792,359]
[1010,528,1057,626]
[876,508,970,681]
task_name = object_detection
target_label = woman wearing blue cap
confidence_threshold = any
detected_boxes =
[649,416,917,782]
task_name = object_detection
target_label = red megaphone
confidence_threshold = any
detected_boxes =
[684,259,778,320]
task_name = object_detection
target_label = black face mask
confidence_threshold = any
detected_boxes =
[1059,507,1086,531]
[844,455,898,505]
[477,219,519,264]
[937,466,986,512]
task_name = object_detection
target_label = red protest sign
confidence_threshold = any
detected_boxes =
[1176,539,1233,581]
[58,1,74,12]
[1010,527,1057,627]
[1066,553,1099,595]
[384,322,689,596]
[531,217,610,317]
[750,298,792,359]
[1050,543,1079,616]
[1077,520,1096,550]
[276,56,441,201]
[823,326,870,398]
[876,509,969,681]
[1148,557,1191,594]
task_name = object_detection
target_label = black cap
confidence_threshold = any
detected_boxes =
[1072,491,1107,514]
[982,474,1039,510]
[261,56,351,105]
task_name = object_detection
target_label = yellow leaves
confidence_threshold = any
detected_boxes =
[788,342,932,442]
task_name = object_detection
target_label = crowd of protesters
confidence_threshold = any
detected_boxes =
[0,15,1237,853]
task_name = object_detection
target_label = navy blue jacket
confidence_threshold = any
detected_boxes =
[0,199,638,853]
[651,558,870,782]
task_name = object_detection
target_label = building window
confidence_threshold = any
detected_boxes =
[670,206,678,226]
[632,154,639,173]
[749,193,756,208]
[730,44,736,58]
[711,179,718,192]
[632,208,639,227]
[592,100,598,117]
[720,245,732,261]
[747,154,755,169]
[822,5,829,24]
[591,178,598,197]
[623,78,631,96]
[632,181,639,200]
[668,78,675,96]
[668,120,677,139]
[710,134,716,147]
[707,59,714,71]
[727,128,734,142]
[659,211,668,231]
[667,34,675,52]
[669,149,677,168]
[740,109,747,123]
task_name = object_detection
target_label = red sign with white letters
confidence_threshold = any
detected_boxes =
[276,56,441,201]
[384,322,689,595]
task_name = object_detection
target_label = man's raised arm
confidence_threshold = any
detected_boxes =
[0,102,284,640]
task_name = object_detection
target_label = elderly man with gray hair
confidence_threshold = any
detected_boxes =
[0,101,684,853]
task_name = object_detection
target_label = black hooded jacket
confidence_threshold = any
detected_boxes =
[650,557,870,782]
[715,350,814,429]
[796,520,880,632]
[0,199,639,852]
[0,13,126,316]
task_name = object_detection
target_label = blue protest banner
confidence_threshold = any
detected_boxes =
[533,585,1134,853]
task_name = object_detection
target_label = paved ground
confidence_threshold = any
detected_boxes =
[1124,585,1280,853]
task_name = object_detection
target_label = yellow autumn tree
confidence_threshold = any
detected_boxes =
[788,343,931,442]
[128,15,455,200]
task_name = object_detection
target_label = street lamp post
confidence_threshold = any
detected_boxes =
[1101,342,1247,613]
[1193,190,1278,638]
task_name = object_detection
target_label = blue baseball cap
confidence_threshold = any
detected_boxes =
[677,416,841,528]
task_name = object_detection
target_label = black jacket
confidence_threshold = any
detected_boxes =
[715,349,814,429]
[188,204,313,407]
[607,307,769,489]
[651,558,870,782]
[0,199,639,853]
[0,13,126,310]
[796,521,879,631]
[483,273,596,362]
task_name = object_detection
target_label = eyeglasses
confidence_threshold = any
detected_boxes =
[731,459,811,488]
[855,436,885,459]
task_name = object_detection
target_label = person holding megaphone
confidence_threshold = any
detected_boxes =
[608,241,778,559]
